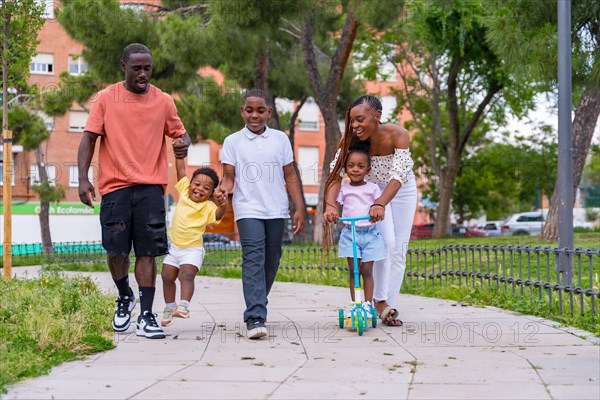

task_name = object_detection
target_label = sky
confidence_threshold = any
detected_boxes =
[501,96,600,145]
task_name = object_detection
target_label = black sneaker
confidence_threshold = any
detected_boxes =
[246,319,267,340]
[112,293,136,332]
[136,311,166,339]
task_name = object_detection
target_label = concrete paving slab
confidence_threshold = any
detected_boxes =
[545,384,600,400]
[5,379,158,400]
[271,379,411,400]
[408,382,551,400]
[132,380,280,400]
[166,365,297,383]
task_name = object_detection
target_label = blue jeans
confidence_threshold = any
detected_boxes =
[237,218,285,324]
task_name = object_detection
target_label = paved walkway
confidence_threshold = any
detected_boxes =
[3,266,599,400]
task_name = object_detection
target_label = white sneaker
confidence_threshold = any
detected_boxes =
[136,312,166,339]
[246,320,267,339]
[112,293,135,332]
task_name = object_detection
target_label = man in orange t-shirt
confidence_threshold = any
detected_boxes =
[78,43,190,339]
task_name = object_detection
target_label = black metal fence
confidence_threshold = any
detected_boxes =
[405,245,599,326]
[3,241,598,329]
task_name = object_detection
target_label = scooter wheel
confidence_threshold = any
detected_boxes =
[357,312,364,336]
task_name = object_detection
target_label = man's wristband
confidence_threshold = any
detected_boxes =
[370,203,385,209]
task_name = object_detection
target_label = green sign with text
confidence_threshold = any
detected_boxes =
[0,202,99,215]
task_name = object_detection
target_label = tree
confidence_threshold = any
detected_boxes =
[485,0,600,240]
[1,105,66,253]
[1,0,45,143]
[359,0,534,237]
[1,0,53,253]
[453,130,558,222]
[297,1,403,241]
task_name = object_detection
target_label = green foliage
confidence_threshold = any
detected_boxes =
[582,144,600,186]
[453,131,558,221]
[31,181,66,203]
[354,0,537,228]
[0,106,49,150]
[174,78,242,143]
[484,0,599,94]
[0,274,114,392]
[0,0,45,91]
[57,0,160,86]
[42,72,103,116]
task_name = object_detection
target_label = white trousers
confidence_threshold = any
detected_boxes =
[373,175,418,309]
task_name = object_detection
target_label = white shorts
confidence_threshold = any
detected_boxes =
[163,242,205,269]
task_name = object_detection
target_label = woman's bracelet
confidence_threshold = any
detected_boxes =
[370,203,385,209]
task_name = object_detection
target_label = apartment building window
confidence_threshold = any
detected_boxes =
[30,53,54,74]
[297,146,320,186]
[30,165,57,186]
[298,99,320,131]
[35,110,54,131]
[68,55,88,75]
[69,111,88,132]
[188,143,211,167]
[0,162,15,186]
[69,165,94,188]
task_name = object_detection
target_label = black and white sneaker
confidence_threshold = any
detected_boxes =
[136,311,166,339]
[112,293,136,332]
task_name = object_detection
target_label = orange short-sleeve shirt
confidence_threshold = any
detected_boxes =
[84,82,186,196]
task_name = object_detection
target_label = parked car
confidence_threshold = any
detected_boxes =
[465,226,489,238]
[202,233,241,249]
[501,211,547,236]
[410,223,435,240]
[410,223,465,240]
[478,221,502,237]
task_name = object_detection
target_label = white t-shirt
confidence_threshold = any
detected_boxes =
[220,126,294,221]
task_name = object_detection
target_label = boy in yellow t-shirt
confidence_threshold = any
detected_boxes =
[161,142,228,327]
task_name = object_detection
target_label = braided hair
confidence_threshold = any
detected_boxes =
[321,95,382,250]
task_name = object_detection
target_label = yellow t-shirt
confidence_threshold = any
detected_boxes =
[169,177,220,247]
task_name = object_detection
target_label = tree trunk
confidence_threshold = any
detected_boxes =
[432,55,501,238]
[300,10,358,243]
[271,102,281,130]
[287,96,313,242]
[433,158,460,238]
[542,86,600,240]
[34,147,53,254]
[253,48,269,92]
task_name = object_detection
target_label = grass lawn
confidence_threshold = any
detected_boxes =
[0,274,115,393]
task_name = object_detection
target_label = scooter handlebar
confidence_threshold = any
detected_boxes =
[338,215,371,223]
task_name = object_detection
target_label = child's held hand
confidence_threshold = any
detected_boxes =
[212,188,227,207]
[172,137,187,159]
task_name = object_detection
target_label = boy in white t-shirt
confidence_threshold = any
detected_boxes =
[333,148,386,313]
[219,89,305,340]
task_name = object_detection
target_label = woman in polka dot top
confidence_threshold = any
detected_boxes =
[323,95,418,326]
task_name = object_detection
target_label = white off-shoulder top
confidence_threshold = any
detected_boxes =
[330,148,414,185]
